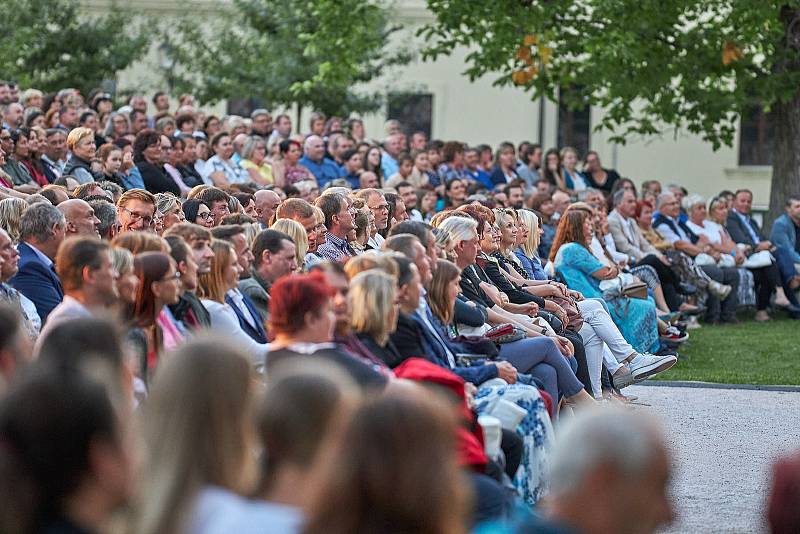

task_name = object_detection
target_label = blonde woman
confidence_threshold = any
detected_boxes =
[0,197,28,242]
[271,218,308,269]
[198,240,268,366]
[63,127,97,184]
[128,338,296,534]
[515,209,549,279]
[350,269,402,366]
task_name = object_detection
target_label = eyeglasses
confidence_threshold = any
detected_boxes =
[196,211,212,220]
[159,271,181,282]
[120,207,154,225]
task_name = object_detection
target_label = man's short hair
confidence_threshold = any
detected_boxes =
[275,198,314,221]
[612,188,630,207]
[388,220,431,244]
[116,189,156,209]
[786,195,800,207]
[73,183,107,201]
[353,188,383,204]
[438,215,478,244]
[19,202,65,242]
[394,181,413,191]
[197,186,230,206]
[734,188,753,199]
[162,222,211,244]
[655,193,675,210]
[55,237,110,291]
[210,224,245,243]
[250,108,271,119]
[383,234,422,260]
[314,194,345,229]
[88,200,117,239]
[253,229,293,267]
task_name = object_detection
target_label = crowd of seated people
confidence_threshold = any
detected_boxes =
[1,82,800,534]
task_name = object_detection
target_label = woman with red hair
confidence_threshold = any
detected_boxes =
[266,271,386,388]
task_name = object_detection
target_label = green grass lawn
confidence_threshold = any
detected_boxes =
[657,313,800,385]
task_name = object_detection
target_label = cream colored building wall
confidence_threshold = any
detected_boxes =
[85,0,772,208]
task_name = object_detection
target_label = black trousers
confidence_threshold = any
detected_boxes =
[636,254,682,310]
[700,265,739,321]
[749,263,781,311]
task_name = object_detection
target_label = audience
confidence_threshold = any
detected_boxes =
[2,90,799,534]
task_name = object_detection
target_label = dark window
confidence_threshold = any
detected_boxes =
[227,98,264,118]
[557,89,591,158]
[387,93,433,138]
[738,106,774,166]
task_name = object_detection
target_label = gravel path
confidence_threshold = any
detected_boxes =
[626,384,800,534]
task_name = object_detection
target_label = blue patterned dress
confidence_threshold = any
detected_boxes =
[474,382,554,505]
[554,243,659,353]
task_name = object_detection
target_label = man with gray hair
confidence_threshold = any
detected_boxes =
[10,202,66,322]
[654,191,737,323]
[88,199,118,240]
[299,135,344,188]
[250,108,273,140]
[314,193,356,262]
[518,407,674,534]
[608,189,685,312]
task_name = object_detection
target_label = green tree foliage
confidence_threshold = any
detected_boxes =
[420,1,800,221]
[168,0,412,117]
[0,0,148,95]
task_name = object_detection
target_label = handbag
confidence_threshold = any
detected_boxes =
[485,323,526,344]
[599,272,648,300]
[743,250,773,269]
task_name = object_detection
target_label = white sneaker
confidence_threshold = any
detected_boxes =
[628,353,677,382]
[708,280,732,300]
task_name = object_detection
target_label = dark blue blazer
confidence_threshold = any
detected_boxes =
[726,210,764,248]
[225,292,267,344]
[10,242,63,323]
[408,310,498,385]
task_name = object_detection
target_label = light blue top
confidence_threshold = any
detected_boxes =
[189,486,303,534]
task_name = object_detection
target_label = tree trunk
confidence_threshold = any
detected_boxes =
[296,104,303,136]
[767,7,800,232]
[767,94,800,232]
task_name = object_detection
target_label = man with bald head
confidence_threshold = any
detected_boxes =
[253,189,281,228]
[58,199,100,237]
[299,135,344,188]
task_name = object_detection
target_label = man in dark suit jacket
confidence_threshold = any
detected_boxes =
[224,290,268,344]
[10,203,66,323]
[726,189,772,250]
[727,189,800,313]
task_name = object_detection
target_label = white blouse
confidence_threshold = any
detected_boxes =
[686,219,725,244]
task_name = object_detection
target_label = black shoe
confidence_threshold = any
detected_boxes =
[678,282,698,295]
[784,303,800,314]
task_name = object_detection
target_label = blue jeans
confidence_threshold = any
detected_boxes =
[775,246,800,305]
[498,336,585,402]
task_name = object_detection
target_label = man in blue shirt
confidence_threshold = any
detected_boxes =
[380,133,404,178]
[299,135,344,188]
[464,147,494,190]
